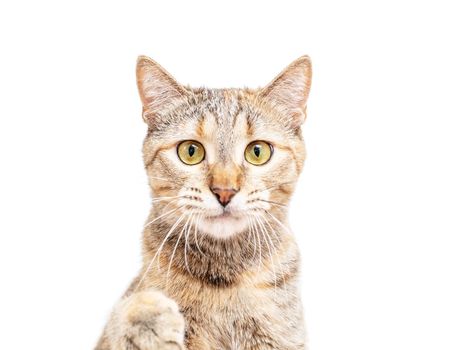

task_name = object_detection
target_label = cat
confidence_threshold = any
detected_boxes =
[95,54,312,350]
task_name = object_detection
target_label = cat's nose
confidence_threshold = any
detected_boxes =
[210,187,238,207]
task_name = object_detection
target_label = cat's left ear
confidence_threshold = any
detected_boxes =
[136,56,188,125]
[259,55,312,126]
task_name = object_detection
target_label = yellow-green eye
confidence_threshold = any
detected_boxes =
[245,141,273,165]
[177,140,205,165]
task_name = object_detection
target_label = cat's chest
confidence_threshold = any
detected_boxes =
[179,284,282,317]
[177,286,304,349]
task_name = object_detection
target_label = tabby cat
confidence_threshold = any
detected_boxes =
[95,55,312,350]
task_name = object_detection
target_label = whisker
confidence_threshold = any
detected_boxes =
[155,214,187,271]
[246,216,258,260]
[147,175,174,182]
[166,211,192,285]
[265,210,292,235]
[143,204,180,228]
[134,213,186,291]
[259,212,283,246]
[193,212,205,256]
[255,199,288,208]
[249,181,296,195]
[151,195,184,202]
[255,214,278,293]
[259,213,289,296]
[183,211,195,275]
[250,215,263,272]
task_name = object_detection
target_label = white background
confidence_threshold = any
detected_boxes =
[0,1,451,349]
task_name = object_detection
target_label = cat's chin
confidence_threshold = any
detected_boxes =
[198,214,248,239]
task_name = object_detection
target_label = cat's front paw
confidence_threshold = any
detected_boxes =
[110,290,185,350]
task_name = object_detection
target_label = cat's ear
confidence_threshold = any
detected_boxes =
[136,56,187,124]
[259,55,312,126]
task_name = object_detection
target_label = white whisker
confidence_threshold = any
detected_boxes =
[251,181,296,195]
[166,211,192,285]
[147,175,174,182]
[193,212,205,256]
[255,199,288,208]
[259,212,283,246]
[143,204,180,228]
[151,195,184,203]
[250,215,263,272]
[183,211,195,275]
[246,216,258,260]
[134,213,185,292]
[259,213,289,296]
[255,215,278,293]
[265,210,292,235]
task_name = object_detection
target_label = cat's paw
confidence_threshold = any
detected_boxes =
[109,290,185,350]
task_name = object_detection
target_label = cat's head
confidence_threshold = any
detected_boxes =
[137,56,311,239]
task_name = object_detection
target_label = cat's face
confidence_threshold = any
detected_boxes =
[137,56,311,238]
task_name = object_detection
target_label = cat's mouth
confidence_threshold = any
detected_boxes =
[206,212,233,220]
[198,210,248,238]
[204,210,242,221]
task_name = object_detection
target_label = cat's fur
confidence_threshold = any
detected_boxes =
[95,55,312,350]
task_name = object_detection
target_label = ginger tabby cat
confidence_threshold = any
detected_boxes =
[96,55,312,350]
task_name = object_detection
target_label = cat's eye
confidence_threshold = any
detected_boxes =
[245,141,273,165]
[177,140,205,165]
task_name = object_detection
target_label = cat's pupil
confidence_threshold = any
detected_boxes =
[253,145,261,158]
[188,145,196,157]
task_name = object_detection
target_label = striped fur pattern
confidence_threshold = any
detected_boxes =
[96,55,312,350]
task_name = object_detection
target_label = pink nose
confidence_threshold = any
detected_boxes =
[210,187,238,207]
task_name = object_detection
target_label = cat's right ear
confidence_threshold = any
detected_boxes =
[136,56,187,124]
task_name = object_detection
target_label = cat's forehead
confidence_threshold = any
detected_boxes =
[192,88,242,120]
[194,89,245,136]
[149,87,294,153]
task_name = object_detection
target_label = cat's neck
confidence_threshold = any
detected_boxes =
[141,211,292,287]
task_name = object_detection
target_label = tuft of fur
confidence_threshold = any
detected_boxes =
[96,55,312,350]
